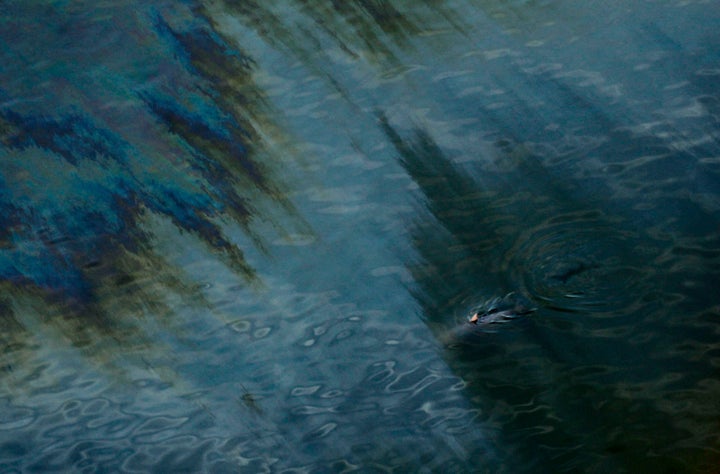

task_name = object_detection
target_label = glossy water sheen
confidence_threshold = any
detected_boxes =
[1,1,719,472]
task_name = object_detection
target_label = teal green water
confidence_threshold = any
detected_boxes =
[1,1,719,472]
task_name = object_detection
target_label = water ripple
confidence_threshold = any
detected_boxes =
[505,210,648,314]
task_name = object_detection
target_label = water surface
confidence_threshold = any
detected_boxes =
[1,1,719,472]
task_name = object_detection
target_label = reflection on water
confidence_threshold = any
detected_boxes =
[2,0,720,472]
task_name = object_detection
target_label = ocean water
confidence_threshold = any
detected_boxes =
[1,1,719,472]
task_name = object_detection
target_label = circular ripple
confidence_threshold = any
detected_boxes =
[503,210,649,315]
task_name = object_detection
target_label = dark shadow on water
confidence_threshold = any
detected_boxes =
[377,111,711,472]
